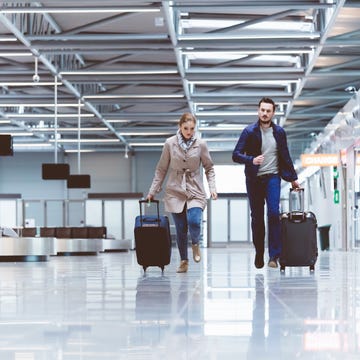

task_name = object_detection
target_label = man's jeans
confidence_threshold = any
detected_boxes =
[172,206,202,261]
[246,174,281,259]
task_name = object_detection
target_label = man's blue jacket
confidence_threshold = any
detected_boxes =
[232,120,298,182]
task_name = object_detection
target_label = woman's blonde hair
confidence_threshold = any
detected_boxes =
[179,112,196,126]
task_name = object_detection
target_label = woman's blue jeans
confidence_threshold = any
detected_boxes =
[172,206,202,261]
[246,174,281,259]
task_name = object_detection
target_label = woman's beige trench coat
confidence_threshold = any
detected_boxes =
[148,134,217,213]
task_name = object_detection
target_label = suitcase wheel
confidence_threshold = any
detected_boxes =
[309,265,315,272]
[160,266,164,272]
[143,265,147,272]
[280,265,285,272]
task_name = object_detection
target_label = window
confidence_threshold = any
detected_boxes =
[204,165,246,195]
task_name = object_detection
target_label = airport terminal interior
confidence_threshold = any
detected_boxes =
[1,1,360,359]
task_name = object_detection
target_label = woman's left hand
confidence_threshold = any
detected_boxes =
[211,192,218,200]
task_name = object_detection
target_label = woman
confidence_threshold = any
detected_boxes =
[146,112,217,273]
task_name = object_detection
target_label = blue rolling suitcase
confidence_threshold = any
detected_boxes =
[279,188,318,272]
[134,199,171,272]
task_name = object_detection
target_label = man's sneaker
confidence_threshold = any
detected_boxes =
[268,257,278,268]
[254,253,264,269]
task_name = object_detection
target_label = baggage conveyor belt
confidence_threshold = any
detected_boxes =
[0,237,56,261]
[0,237,131,261]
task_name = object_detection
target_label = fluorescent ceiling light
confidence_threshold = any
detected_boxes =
[196,111,277,116]
[49,139,120,143]
[0,82,63,86]
[0,120,11,124]
[65,149,96,153]
[0,37,17,42]
[1,7,161,14]
[0,103,84,107]
[129,142,164,146]
[33,127,108,132]
[196,112,285,118]
[217,124,247,128]
[256,55,299,63]
[7,113,94,118]
[0,52,32,57]
[190,80,298,86]
[204,137,237,142]
[198,126,246,131]
[188,53,248,61]
[186,53,298,62]
[183,49,313,57]
[195,102,272,106]
[13,143,52,148]
[106,119,131,123]
[180,19,314,32]
[61,70,177,76]
[83,94,184,99]
[179,32,319,41]
[118,131,172,136]
[0,132,34,136]
[107,118,179,123]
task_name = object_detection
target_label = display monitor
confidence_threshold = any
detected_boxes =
[0,135,13,156]
[42,163,70,180]
[67,174,91,188]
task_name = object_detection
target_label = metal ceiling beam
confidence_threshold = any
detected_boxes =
[0,0,359,160]
[286,0,347,123]
[172,2,334,11]
[162,1,193,113]
[0,12,130,149]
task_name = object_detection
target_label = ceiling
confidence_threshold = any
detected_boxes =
[0,0,360,162]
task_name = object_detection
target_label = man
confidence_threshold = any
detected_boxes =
[232,97,300,269]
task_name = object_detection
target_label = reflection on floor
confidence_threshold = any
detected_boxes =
[0,247,359,359]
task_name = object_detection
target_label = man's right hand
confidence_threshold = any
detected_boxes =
[253,154,264,165]
[291,181,301,190]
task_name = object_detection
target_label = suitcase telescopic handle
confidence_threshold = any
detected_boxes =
[139,199,161,226]
[290,187,304,192]
[289,187,305,214]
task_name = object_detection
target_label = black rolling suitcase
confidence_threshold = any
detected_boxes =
[134,199,171,272]
[279,188,318,272]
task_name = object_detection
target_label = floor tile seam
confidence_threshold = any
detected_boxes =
[151,276,203,350]
[267,287,307,322]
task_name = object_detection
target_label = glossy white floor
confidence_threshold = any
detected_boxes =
[0,247,359,360]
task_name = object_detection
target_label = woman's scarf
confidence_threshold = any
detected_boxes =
[177,129,196,152]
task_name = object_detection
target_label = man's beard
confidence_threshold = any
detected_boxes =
[260,118,271,125]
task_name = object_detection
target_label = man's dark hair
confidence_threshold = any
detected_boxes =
[258,97,276,112]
